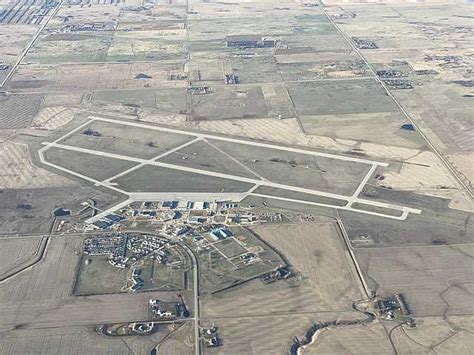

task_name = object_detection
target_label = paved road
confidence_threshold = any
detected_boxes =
[41,138,420,221]
[40,116,421,222]
[89,116,389,167]
[102,137,203,184]
[320,4,473,198]
[179,241,201,355]
[45,141,412,207]
[0,1,63,88]
[6,75,375,95]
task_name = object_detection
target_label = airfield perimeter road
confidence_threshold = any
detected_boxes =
[320,3,473,199]
[38,117,421,222]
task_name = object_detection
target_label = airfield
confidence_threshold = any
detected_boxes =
[39,115,421,222]
[0,0,473,354]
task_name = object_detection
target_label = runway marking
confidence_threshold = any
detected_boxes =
[84,116,389,167]
[38,116,421,222]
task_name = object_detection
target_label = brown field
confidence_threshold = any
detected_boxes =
[8,62,186,92]
[251,221,365,309]
[199,221,370,354]
[203,312,359,355]
[388,315,474,354]
[0,320,181,354]
[155,321,194,355]
[355,245,474,317]
[0,235,186,331]
[0,236,45,278]
[0,142,76,189]
[302,321,394,354]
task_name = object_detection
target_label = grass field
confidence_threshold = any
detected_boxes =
[209,139,371,195]
[159,140,258,179]
[196,227,285,294]
[113,165,253,193]
[60,119,193,160]
[287,79,398,116]
[140,258,188,292]
[0,142,75,189]
[190,85,269,121]
[92,88,187,113]
[253,186,348,207]
[44,147,138,181]
[213,238,247,259]
[74,256,128,295]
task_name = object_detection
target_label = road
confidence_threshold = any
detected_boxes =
[335,213,371,299]
[6,75,375,95]
[320,4,473,198]
[179,240,201,355]
[42,140,421,220]
[0,1,63,88]
[37,116,421,222]
[88,116,389,167]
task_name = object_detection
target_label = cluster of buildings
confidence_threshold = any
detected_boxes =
[83,233,169,271]
[260,267,292,284]
[131,322,157,335]
[0,0,57,25]
[376,69,405,78]
[98,322,158,337]
[375,69,413,90]
[187,86,211,95]
[383,79,413,90]
[208,227,233,241]
[129,267,143,292]
[375,294,411,320]
[239,252,257,265]
[126,234,168,263]
[225,35,279,49]
[54,21,116,33]
[83,234,128,267]
[90,213,124,230]
[202,325,220,348]
[83,198,284,234]
[169,73,187,81]
[149,298,187,319]
[224,74,239,84]
[166,224,233,248]
[352,37,378,49]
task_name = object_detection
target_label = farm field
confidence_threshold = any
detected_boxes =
[0,236,46,280]
[0,94,44,129]
[0,235,188,331]
[8,62,186,92]
[251,221,364,309]
[0,0,472,353]
[355,245,474,317]
[302,322,394,354]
